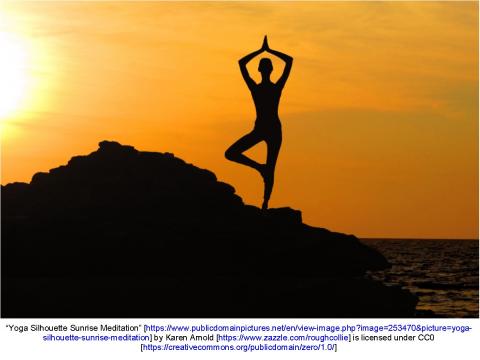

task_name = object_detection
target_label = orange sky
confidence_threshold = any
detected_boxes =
[0,1,478,239]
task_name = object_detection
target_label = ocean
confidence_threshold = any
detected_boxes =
[361,239,479,318]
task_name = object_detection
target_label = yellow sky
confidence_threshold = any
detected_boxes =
[0,1,478,239]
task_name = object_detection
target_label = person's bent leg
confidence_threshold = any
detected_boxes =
[225,130,264,172]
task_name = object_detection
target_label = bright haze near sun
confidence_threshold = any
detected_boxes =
[0,9,51,126]
[0,31,28,120]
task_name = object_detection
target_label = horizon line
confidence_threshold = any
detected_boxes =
[360,237,479,241]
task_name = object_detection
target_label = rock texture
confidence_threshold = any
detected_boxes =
[2,141,417,317]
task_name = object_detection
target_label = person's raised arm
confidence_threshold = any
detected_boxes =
[264,36,293,88]
[239,39,266,89]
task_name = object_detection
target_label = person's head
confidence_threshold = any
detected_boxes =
[258,58,273,76]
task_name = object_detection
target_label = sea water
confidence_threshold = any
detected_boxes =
[362,239,479,318]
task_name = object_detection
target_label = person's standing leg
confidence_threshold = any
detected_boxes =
[262,127,282,210]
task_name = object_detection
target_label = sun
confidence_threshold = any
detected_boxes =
[0,31,28,121]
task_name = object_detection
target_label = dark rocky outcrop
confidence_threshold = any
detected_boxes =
[1,141,417,317]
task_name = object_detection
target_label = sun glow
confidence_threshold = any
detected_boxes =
[0,31,29,121]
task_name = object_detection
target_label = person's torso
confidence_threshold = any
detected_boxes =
[251,82,282,124]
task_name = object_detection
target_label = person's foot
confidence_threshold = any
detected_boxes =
[259,165,272,185]
[258,164,267,179]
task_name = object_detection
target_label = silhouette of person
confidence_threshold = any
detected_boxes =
[225,36,293,210]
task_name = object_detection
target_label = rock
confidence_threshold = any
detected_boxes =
[264,207,302,225]
[98,140,136,154]
[1,140,416,317]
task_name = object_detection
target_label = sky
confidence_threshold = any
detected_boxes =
[0,1,478,239]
